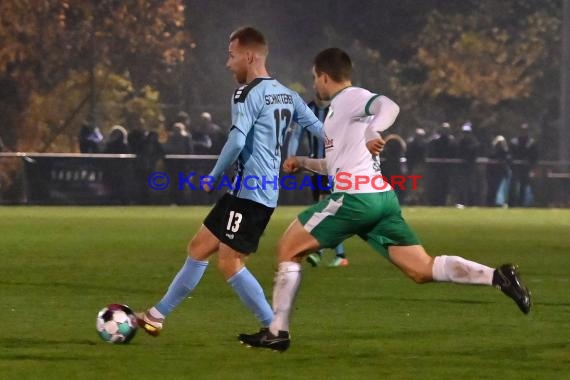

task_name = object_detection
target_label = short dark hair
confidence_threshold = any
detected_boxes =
[229,26,267,53]
[176,111,191,125]
[313,48,352,82]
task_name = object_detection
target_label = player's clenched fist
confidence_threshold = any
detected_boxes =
[282,157,301,173]
[366,136,385,156]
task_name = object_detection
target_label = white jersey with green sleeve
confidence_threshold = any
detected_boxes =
[324,87,395,194]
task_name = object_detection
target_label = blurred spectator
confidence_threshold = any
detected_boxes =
[142,131,164,172]
[406,128,427,175]
[381,134,408,204]
[456,122,480,206]
[79,121,103,153]
[191,112,221,154]
[0,135,5,152]
[199,112,225,153]
[426,122,456,206]
[175,111,191,131]
[509,123,538,207]
[405,128,428,205]
[129,127,148,204]
[127,128,147,156]
[163,122,193,205]
[103,125,129,154]
[164,122,193,156]
[140,131,164,204]
[102,125,130,203]
[486,135,511,207]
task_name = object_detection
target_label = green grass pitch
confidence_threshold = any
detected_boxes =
[0,206,569,380]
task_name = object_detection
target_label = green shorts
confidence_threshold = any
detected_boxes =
[298,191,420,258]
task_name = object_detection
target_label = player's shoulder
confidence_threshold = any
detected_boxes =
[262,78,300,101]
[233,77,281,103]
[334,87,378,108]
[344,86,376,98]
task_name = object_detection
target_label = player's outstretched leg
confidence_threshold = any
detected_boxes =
[390,248,532,315]
[137,255,209,336]
[136,226,218,336]
[492,264,531,314]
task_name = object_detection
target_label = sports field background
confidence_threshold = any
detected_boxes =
[0,206,568,380]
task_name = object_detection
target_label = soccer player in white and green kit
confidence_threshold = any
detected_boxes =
[239,48,531,352]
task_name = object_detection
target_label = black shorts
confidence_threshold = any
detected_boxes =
[203,193,274,254]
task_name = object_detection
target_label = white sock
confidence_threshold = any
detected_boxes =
[270,261,301,335]
[432,255,494,285]
[148,306,165,320]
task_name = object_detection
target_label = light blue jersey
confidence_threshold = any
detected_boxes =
[222,77,323,207]
[287,100,328,158]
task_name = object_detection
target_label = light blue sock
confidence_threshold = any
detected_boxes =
[335,243,345,258]
[227,267,273,326]
[155,257,208,316]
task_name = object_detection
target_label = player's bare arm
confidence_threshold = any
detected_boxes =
[283,156,327,175]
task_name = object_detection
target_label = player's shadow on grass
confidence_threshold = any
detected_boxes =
[355,295,496,305]
[0,353,87,362]
[0,337,97,348]
[0,338,94,362]
[429,341,570,361]
[382,295,570,307]
[0,280,147,294]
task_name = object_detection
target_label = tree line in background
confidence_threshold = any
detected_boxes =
[0,0,187,152]
[0,0,563,159]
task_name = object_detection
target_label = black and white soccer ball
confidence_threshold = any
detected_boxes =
[96,304,138,344]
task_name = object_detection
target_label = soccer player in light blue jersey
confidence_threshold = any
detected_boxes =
[136,26,323,338]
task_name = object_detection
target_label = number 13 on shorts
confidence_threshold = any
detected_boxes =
[227,211,243,232]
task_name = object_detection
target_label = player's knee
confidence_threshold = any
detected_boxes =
[187,238,199,255]
[277,239,304,262]
[216,258,229,274]
[217,255,242,279]
[217,262,233,279]
[277,228,319,262]
[187,237,212,260]
[277,242,293,261]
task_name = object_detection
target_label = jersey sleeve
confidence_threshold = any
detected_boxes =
[207,127,246,182]
[347,88,381,118]
[231,87,263,136]
[286,123,304,157]
[292,92,323,140]
[363,95,400,141]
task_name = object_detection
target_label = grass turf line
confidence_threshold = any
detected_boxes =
[0,206,568,380]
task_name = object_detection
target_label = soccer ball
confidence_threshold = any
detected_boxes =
[96,304,138,344]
